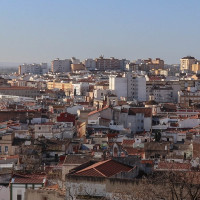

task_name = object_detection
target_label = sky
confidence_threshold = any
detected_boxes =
[0,0,200,65]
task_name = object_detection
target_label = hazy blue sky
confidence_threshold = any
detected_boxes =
[0,0,200,64]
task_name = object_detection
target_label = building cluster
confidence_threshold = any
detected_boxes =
[1,56,200,199]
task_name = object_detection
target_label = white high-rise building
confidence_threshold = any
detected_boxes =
[51,58,71,73]
[109,75,127,99]
[71,57,80,64]
[83,58,96,70]
[18,63,48,75]
[109,72,146,102]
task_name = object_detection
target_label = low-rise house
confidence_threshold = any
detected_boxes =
[66,159,138,199]
[144,142,171,159]
[0,133,16,156]
[25,185,65,200]
[156,161,191,171]
[10,174,46,200]
[62,154,92,181]
[88,106,112,126]
[34,122,76,139]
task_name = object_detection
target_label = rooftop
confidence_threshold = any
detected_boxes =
[74,159,132,177]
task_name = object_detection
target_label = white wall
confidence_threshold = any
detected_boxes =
[109,75,127,99]
[178,118,200,128]
[144,117,152,132]
[66,181,106,199]
[83,59,96,70]
[52,59,71,73]
[137,76,146,102]
[0,185,9,200]
[12,183,43,200]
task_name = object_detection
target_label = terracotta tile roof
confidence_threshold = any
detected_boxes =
[128,107,152,117]
[74,159,132,177]
[0,155,19,160]
[12,174,46,184]
[88,106,109,116]
[124,147,145,158]
[122,139,135,147]
[141,160,154,165]
[107,133,118,139]
[157,162,191,171]
[0,86,39,90]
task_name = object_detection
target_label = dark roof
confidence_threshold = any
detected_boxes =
[182,56,195,59]
[63,154,92,165]
[128,107,152,117]
[145,100,158,105]
[12,138,27,146]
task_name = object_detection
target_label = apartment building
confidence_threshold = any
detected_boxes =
[72,82,89,96]
[18,63,48,75]
[178,89,200,108]
[51,58,71,73]
[180,56,196,72]
[151,86,173,103]
[83,58,96,70]
[71,57,80,64]
[0,86,40,98]
[142,58,164,70]
[95,56,121,71]
[109,72,146,101]
[192,62,200,73]
[71,63,85,71]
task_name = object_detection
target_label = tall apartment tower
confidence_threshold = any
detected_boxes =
[180,56,196,72]
[96,56,121,71]
[18,63,48,75]
[83,59,96,70]
[109,72,146,102]
[51,58,71,73]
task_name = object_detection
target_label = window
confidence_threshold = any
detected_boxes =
[5,146,8,153]
[17,194,22,200]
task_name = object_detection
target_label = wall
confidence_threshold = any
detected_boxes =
[109,76,127,99]
[25,188,65,200]
[11,183,43,200]
[66,176,146,200]
[0,185,9,200]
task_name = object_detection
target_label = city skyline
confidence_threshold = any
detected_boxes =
[0,0,200,64]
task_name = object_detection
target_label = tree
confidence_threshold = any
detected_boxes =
[106,171,200,200]
[154,130,161,142]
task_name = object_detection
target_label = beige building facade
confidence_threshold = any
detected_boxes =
[180,56,196,71]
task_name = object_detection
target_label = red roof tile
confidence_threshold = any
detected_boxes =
[124,147,145,158]
[88,106,109,116]
[157,162,191,171]
[12,174,46,184]
[74,159,132,177]
[122,139,135,147]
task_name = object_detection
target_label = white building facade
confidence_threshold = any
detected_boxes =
[18,63,48,75]
[83,58,96,70]
[51,58,71,73]
[109,73,146,101]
